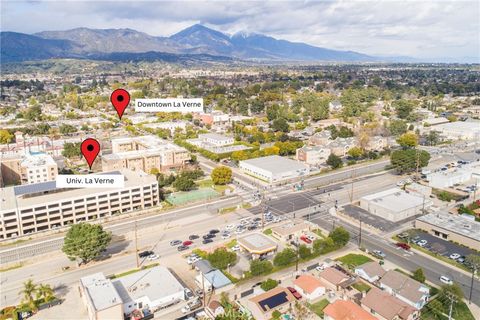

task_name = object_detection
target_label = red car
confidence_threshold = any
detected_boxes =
[183,240,193,246]
[300,235,312,244]
[396,242,410,250]
[287,287,302,300]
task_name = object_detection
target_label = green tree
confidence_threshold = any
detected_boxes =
[389,120,408,136]
[250,259,273,276]
[313,237,335,254]
[62,223,112,264]
[329,227,350,247]
[397,132,419,148]
[326,153,343,169]
[20,279,38,312]
[412,268,426,283]
[272,310,282,320]
[24,105,42,121]
[0,129,13,144]
[390,149,430,174]
[425,130,440,146]
[298,244,312,259]
[172,175,195,191]
[260,278,278,291]
[36,284,55,303]
[59,124,77,135]
[211,166,233,185]
[272,118,289,132]
[207,248,237,270]
[62,142,82,158]
[393,99,415,119]
[273,248,297,267]
[347,147,363,160]
[439,283,464,301]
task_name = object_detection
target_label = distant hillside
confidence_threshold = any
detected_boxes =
[1,24,376,63]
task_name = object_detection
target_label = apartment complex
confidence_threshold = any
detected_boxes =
[0,169,158,239]
[186,133,249,154]
[102,136,190,173]
[0,152,58,186]
[296,146,331,166]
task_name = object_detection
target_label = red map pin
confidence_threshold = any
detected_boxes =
[81,138,100,169]
[110,88,130,120]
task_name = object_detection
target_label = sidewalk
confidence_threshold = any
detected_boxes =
[465,299,480,319]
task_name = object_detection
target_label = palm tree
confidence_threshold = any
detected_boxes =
[37,284,55,303]
[20,279,38,312]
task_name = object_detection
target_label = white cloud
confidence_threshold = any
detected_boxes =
[1,0,478,59]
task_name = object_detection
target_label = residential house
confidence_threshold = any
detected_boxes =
[293,275,325,301]
[319,267,351,291]
[361,287,418,320]
[354,262,386,283]
[246,287,296,320]
[379,270,430,309]
[323,300,376,320]
[207,300,225,318]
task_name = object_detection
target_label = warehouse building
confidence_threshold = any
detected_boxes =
[0,169,158,240]
[359,188,432,222]
[415,212,480,250]
[239,155,310,183]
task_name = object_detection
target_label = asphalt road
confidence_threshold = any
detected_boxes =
[0,196,241,264]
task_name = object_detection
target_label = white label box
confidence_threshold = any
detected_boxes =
[56,174,125,188]
[135,98,203,113]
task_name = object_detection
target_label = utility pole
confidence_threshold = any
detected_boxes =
[134,220,139,268]
[358,220,362,248]
[446,292,456,320]
[469,266,477,304]
[348,169,355,204]
[295,236,299,272]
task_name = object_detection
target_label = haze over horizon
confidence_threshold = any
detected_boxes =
[1,0,479,62]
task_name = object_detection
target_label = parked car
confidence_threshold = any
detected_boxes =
[306,235,316,241]
[231,245,241,252]
[396,242,411,250]
[222,233,231,239]
[287,287,302,300]
[457,256,466,264]
[225,224,235,230]
[170,240,182,246]
[184,288,194,300]
[177,245,189,251]
[247,225,257,231]
[138,250,154,258]
[209,229,220,234]
[187,256,201,265]
[183,240,193,246]
[439,276,453,285]
[449,253,461,260]
[417,240,428,247]
[203,234,215,239]
[189,234,199,240]
[202,239,213,244]
[300,235,312,244]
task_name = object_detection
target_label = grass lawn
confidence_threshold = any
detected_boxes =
[336,254,372,268]
[352,282,371,292]
[0,263,23,272]
[307,299,330,317]
[263,228,272,235]
[196,179,232,193]
[312,229,326,239]
[226,239,237,248]
[192,249,208,259]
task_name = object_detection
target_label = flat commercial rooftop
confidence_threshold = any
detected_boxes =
[417,212,480,242]
[80,273,122,311]
[361,188,428,213]
[237,233,277,253]
[240,155,308,174]
[112,266,184,306]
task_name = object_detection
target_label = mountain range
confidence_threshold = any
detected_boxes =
[1,24,375,63]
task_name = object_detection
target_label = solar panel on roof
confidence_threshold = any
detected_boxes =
[258,292,288,312]
[13,181,57,196]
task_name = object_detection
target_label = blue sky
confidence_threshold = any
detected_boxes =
[1,0,479,60]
